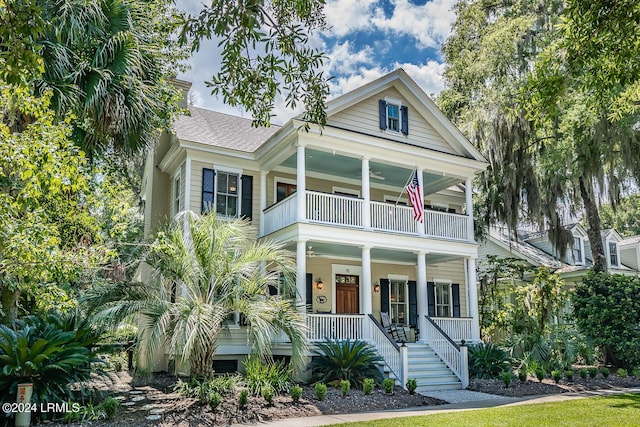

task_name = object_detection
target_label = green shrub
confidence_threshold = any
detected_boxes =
[238,389,248,407]
[406,378,418,395]
[565,370,574,381]
[573,272,640,368]
[174,374,240,400]
[314,383,327,401]
[0,313,103,421]
[589,367,598,378]
[100,397,119,419]
[600,367,610,378]
[208,391,222,409]
[261,385,275,404]
[243,356,292,395]
[551,370,562,383]
[340,379,351,397]
[310,339,384,388]
[382,378,395,394]
[632,367,640,378]
[617,368,628,378]
[499,371,512,388]
[535,368,546,382]
[468,342,511,379]
[362,378,375,395]
[518,369,527,383]
[579,368,588,379]
[290,385,302,402]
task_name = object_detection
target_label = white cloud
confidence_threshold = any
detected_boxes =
[324,0,378,36]
[326,41,375,74]
[371,0,457,49]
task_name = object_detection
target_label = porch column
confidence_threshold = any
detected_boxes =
[296,144,306,222]
[465,178,474,241]
[361,157,371,229]
[296,239,307,312]
[417,168,426,236]
[416,251,428,342]
[361,245,372,314]
[467,257,481,342]
[259,171,267,236]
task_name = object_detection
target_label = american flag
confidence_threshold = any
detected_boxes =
[406,170,423,223]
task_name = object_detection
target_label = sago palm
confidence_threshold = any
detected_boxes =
[84,211,308,378]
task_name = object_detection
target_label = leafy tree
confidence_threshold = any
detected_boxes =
[573,272,640,368]
[599,194,640,237]
[0,86,105,324]
[180,0,330,127]
[440,1,640,273]
[84,211,308,378]
[439,0,573,256]
[477,254,532,340]
[1,0,188,156]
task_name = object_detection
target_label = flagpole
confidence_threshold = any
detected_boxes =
[395,167,417,206]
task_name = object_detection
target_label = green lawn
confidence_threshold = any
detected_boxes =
[328,393,640,427]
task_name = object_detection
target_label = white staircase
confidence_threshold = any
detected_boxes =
[405,343,462,392]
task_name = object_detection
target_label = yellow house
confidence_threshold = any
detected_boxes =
[141,69,488,391]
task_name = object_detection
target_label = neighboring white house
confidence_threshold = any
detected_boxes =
[479,224,640,288]
[142,69,488,391]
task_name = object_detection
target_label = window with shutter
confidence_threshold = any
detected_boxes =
[379,98,408,135]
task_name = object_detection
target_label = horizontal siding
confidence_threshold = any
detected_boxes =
[429,259,468,317]
[620,246,639,270]
[328,88,458,154]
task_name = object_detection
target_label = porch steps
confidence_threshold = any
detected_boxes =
[406,343,462,392]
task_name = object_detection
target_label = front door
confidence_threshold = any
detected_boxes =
[335,274,359,313]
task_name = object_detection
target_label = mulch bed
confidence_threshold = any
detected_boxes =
[470,374,640,397]
[44,372,444,427]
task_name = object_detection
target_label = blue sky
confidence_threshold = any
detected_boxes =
[176,0,457,125]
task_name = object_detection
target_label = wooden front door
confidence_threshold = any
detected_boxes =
[336,274,359,314]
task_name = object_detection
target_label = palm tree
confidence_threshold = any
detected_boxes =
[36,0,185,157]
[84,211,308,378]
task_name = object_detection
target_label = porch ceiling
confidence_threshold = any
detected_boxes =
[280,149,461,195]
[286,241,459,264]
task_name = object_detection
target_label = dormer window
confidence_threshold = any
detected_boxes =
[609,242,619,267]
[378,98,409,135]
[572,237,583,264]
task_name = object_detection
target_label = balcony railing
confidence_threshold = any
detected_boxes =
[263,191,470,241]
[306,313,364,342]
[432,317,473,343]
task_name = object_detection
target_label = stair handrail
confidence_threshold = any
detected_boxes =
[365,314,404,385]
[423,315,469,389]
[367,314,400,351]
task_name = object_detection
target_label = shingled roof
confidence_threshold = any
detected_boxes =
[173,107,280,152]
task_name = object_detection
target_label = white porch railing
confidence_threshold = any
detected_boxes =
[263,193,297,235]
[306,191,363,227]
[432,317,473,343]
[364,314,404,384]
[370,201,418,234]
[425,210,468,241]
[306,313,364,342]
[423,315,469,389]
[262,191,470,242]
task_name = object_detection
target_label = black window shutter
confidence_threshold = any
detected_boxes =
[306,273,313,310]
[452,283,461,318]
[427,282,435,317]
[408,280,417,328]
[240,174,253,220]
[380,279,390,314]
[401,105,409,135]
[202,168,215,213]
[378,99,387,130]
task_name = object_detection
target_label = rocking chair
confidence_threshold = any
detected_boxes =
[380,312,408,343]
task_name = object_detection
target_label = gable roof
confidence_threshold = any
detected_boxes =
[620,235,640,246]
[487,228,567,269]
[173,107,280,152]
[322,68,487,163]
